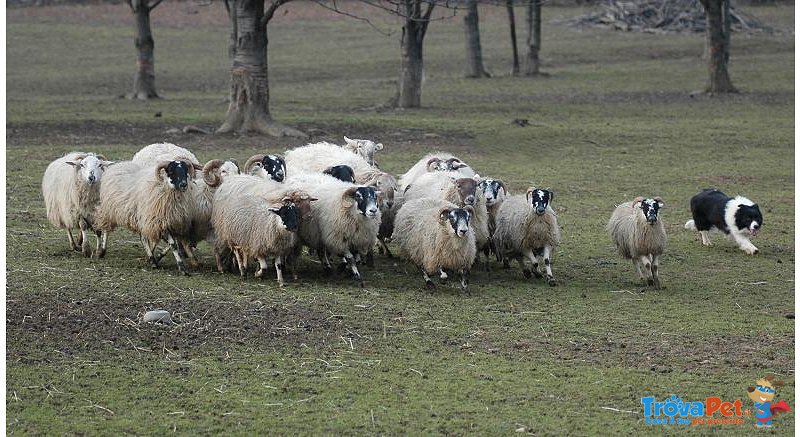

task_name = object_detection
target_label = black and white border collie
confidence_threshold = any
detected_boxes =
[684,189,763,255]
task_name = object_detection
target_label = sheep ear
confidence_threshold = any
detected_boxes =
[65,161,80,167]
[375,143,383,151]
[654,196,665,207]
[526,187,535,203]
[632,196,645,206]
[268,208,281,215]
[344,136,355,145]
[546,189,554,201]
[100,160,115,168]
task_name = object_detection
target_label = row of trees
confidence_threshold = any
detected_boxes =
[127,0,739,137]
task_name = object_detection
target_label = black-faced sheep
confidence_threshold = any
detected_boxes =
[493,187,561,286]
[212,190,314,286]
[244,154,287,182]
[392,198,477,293]
[403,172,490,260]
[42,152,114,257]
[607,196,666,289]
[286,172,381,286]
[323,164,356,183]
[94,159,197,274]
[477,178,507,269]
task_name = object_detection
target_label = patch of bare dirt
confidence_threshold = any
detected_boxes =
[6,120,478,159]
[6,288,344,362]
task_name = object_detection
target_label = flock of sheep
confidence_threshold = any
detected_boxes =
[42,137,666,292]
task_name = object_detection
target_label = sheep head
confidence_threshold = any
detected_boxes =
[449,177,478,207]
[323,164,356,183]
[438,205,472,238]
[478,178,507,207]
[343,136,383,166]
[66,153,114,185]
[343,186,380,218]
[526,187,553,216]
[155,159,194,192]
[639,197,664,225]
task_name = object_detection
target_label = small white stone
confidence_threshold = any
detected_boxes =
[143,310,173,324]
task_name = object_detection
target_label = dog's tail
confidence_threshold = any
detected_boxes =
[684,219,697,230]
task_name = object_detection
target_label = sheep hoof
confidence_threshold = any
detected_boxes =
[547,277,557,286]
[647,278,654,286]
[255,269,264,278]
[93,249,106,259]
[522,269,532,279]
[425,280,435,290]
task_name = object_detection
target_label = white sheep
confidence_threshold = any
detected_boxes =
[340,136,384,167]
[492,187,561,286]
[398,152,476,191]
[607,196,667,289]
[403,171,489,260]
[132,142,200,166]
[212,189,313,286]
[186,159,241,261]
[94,159,198,275]
[286,172,381,285]
[42,152,114,257]
[392,198,477,293]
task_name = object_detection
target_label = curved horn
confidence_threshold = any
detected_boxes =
[95,153,108,161]
[202,159,224,187]
[244,154,266,174]
[438,206,452,222]
[463,205,475,217]
[495,179,507,195]
[632,196,645,206]
[426,157,442,171]
[653,196,664,205]
[526,187,535,203]
[154,160,171,180]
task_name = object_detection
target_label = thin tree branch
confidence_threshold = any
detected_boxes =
[126,0,135,13]
[263,0,292,26]
[312,0,392,36]
[149,0,164,10]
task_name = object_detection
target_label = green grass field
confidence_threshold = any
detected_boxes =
[6,2,795,434]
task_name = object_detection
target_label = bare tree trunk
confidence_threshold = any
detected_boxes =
[129,0,159,99]
[218,0,305,137]
[464,0,490,78]
[524,0,542,76]
[396,1,434,108]
[507,0,520,76]
[699,0,737,93]
[722,0,731,65]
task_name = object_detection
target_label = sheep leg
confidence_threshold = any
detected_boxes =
[651,254,661,290]
[274,256,285,287]
[639,255,654,286]
[364,250,375,267]
[632,258,646,283]
[542,246,556,286]
[182,240,201,268]
[422,270,435,290]
[344,252,363,287]
[234,248,247,277]
[141,235,158,266]
[165,234,189,275]
[94,230,107,259]
[379,238,393,257]
[459,269,470,294]
[79,218,92,257]
[439,269,448,282]
[255,257,269,279]
[319,248,333,274]
[66,229,81,251]
[517,257,532,279]
[523,250,543,279]
[700,230,712,246]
